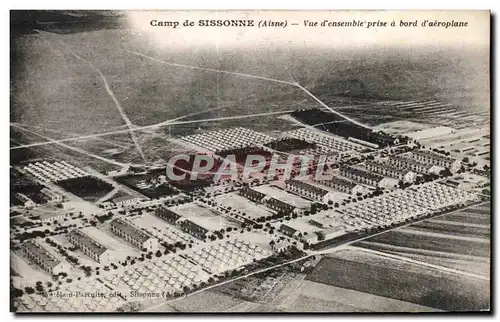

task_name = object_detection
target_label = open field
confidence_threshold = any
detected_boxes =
[409,220,490,238]
[130,213,193,245]
[167,290,243,312]
[281,280,438,312]
[287,295,370,312]
[355,201,491,261]
[306,254,489,311]
[364,246,490,277]
[359,229,489,258]
[442,210,490,226]
[252,184,312,209]
[214,192,274,220]
[12,29,318,140]
[12,25,489,163]
[373,120,432,135]
[173,202,238,231]
[333,199,491,309]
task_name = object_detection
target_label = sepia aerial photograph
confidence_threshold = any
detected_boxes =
[10,10,491,313]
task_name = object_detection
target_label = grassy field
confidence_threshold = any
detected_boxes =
[356,201,491,260]
[253,185,312,209]
[168,290,243,312]
[306,256,489,311]
[370,247,490,277]
[173,202,238,231]
[442,212,490,226]
[287,294,370,312]
[361,229,490,258]
[214,193,274,220]
[284,280,438,312]
[11,22,489,176]
[409,220,490,239]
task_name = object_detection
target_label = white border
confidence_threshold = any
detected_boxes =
[3,1,497,321]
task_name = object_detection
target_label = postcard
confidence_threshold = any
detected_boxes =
[10,10,490,313]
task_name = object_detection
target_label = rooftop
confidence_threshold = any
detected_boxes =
[40,188,60,198]
[110,218,153,244]
[327,175,359,189]
[412,150,457,163]
[113,195,141,204]
[340,166,385,182]
[180,219,212,233]
[240,187,267,200]
[364,160,410,176]
[285,179,329,196]
[279,224,298,234]
[390,155,435,169]
[156,206,183,221]
[68,230,108,256]
[23,239,61,268]
[266,197,295,210]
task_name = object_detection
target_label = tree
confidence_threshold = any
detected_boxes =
[439,168,452,177]
[155,250,162,257]
[25,287,35,294]
[11,287,23,298]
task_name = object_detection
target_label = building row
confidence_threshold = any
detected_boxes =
[21,239,69,275]
[283,128,364,153]
[388,155,440,175]
[23,161,88,183]
[155,206,211,240]
[181,127,275,153]
[239,187,267,203]
[41,188,63,202]
[285,179,335,204]
[110,218,158,251]
[112,195,144,208]
[314,175,366,195]
[364,160,416,182]
[68,230,113,265]
[13,188,62,209]
[265,197,296,214]
[411,150,461,172]
[339,166,385,187]
[239,187,296,213]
